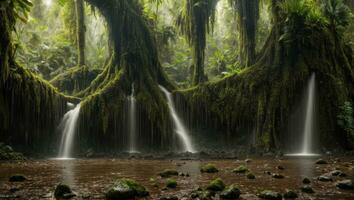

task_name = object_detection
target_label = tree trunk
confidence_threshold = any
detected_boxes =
[75,0,86,66]
[236,0,259,68]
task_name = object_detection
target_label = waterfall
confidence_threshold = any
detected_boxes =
[58,103,81,159]
[301,73,316,154]
[159,86,196,153]
[287,73,318,156]
[128,85,138,153]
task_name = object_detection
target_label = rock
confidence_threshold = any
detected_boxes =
[232,165,249,173]
[335,180,354,190]
[283,190,298,199]
[264,171,272,175]
[246,173,256,179]
[166,179,177,188]
[190,190,215,200]
[272,173,284,179]
[301,185,314,193]
[258,190,282,200]
[200,164,219,173]
[330,170,346,177]
[106,178,149,200]
[54,184,73,200]
[206,178,225,191]
[82,193,91,199]
[159,169,179,178]
[318,175,332,182]
[63,193,76,199]
[220,184,241,199]
[9,175,26,182]
[277,166,285,170]
[315,159,328,164]
[160,196,178,200]
[302,177,311,184]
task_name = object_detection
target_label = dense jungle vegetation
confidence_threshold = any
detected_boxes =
[0,0,353,155]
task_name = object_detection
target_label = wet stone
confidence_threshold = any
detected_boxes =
[283,190,298,199]
[301,185,314,193]
[272,173,284,179]
[258,190,282,200]
[318,175,332,182]
[9,175,26,182]
[54,184,73,200]
[303,177,311,184]
[220,184,241,199]
[315,159,328,164]
[335,180,354,190]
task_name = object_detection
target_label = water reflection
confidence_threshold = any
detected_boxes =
[60,160,76,187]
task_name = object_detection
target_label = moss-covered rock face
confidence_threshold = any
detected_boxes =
[54,183,73,199]
[200,164,219,173]
[106,178,149,200]
[206,178,225,191]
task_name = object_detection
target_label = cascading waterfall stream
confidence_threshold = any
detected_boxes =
[301,73,316,154]
[128,85,138,153]
[159,86,196,153]
[287,73,318,156]
[58,103,81,159]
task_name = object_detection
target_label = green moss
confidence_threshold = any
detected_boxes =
[233,165,249,173]
[200,163,219,173]
[166,178,177,188]
[206,178,225,191]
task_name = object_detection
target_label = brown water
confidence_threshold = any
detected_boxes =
[0,157,354,199]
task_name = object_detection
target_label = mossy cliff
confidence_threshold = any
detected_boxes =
[176,5,354,151]
[0,1,77,153]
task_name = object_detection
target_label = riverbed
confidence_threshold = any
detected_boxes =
[1,157,354,199]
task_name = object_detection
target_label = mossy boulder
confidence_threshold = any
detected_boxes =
[206,178,225,191]
[54,183,75,200]
[166,179,177,188]
[220,184,241,199]
[232,165,249,173]
[106,178,149,200]
[200,164,219,173]
[258,190,282,200]
[9,175,26,182]
[159,169,179,178]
